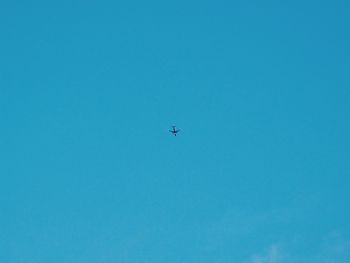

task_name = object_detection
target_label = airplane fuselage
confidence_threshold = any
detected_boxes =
[170,126,180,136]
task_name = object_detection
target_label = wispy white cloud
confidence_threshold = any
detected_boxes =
[181,205,350,263]
[247,245,282,263]
[243,232,350,263]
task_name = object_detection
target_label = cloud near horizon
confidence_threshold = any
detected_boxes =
[247,245,281,263]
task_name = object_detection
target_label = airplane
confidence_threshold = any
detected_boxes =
[169,126,180,136]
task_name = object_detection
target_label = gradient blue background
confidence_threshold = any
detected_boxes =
[1,0,350,262]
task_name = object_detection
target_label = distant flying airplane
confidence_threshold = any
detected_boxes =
[169,126,180,136]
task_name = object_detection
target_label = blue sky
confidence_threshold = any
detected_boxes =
[1,0,350,262]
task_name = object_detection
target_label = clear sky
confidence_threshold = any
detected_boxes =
[1,0,350,262]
